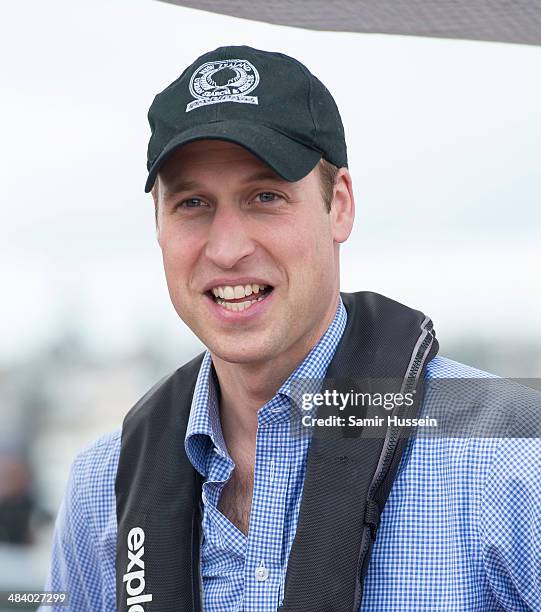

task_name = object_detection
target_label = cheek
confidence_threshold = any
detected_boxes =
[269,217,335,292]
[159,227,200,290]
[287,219,333,267]
[269,204,329,249]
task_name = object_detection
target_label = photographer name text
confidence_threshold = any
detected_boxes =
[301,414,438,428]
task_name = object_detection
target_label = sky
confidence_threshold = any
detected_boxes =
[2,0,540,366]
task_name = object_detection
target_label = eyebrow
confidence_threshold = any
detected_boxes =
[162,169,288,195]
[162,178,201,195]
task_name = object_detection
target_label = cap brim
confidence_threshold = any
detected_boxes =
[144,121,322,193]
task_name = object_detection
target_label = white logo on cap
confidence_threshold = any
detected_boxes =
[186,59,259,113]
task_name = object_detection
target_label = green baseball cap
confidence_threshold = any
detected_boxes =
[145,45,348,193]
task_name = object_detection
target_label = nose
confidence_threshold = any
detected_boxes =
[204,206,256,269]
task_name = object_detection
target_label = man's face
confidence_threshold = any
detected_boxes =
[155,140,353,366]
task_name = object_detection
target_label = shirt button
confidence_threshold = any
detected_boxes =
[255,565,269,582]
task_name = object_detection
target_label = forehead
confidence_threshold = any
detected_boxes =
[158,140,280,185]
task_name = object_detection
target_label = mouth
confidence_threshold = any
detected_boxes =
[206,283,274,313]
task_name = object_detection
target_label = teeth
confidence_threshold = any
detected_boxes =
[216,299,258,312]
[214,292,268,310]
[210,283,268,299]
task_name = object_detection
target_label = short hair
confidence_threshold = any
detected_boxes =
[318,158,339,213]
[152,157,339,221]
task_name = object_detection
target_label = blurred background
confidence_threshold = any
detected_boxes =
[1,0,540,604]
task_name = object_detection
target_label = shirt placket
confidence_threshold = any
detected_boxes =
[243,396,291,610]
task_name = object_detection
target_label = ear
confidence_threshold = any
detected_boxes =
[330,168,355,243]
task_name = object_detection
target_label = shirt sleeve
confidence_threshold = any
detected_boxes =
[480,437,541,610]
[39,435,119,612]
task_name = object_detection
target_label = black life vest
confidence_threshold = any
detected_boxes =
[115,291,438,611]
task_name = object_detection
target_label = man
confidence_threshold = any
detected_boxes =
[43,46,541,611]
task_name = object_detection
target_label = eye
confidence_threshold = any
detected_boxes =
[179,198,208,208]
[255,192,280,203]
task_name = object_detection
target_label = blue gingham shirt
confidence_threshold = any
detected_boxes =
[43,298,541,611]
[185,298,347,611]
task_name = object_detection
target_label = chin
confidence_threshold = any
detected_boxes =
[207,338,278,365]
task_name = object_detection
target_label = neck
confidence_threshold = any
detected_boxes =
[211,294,340,451]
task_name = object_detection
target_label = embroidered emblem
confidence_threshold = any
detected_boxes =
[186,59,260,112]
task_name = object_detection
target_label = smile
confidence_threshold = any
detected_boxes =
[207,283,274,312]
